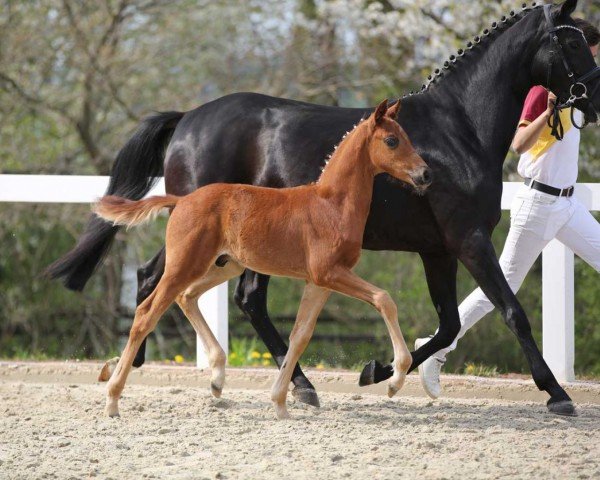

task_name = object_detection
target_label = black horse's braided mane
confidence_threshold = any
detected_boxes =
[321,2,547,172]
[409,2,546,97]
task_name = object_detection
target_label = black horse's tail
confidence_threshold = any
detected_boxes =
[45,111,185,291]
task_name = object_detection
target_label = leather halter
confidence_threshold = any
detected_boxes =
[543,4,600,138]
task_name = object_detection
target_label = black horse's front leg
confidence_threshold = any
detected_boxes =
[234,270,320,407]
[411,253,461,369]
[457,231,574,415]
[359,252,460,386]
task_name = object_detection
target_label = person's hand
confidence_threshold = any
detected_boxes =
[546,92,557,116]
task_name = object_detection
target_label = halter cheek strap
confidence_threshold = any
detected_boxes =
[543,4,600,139]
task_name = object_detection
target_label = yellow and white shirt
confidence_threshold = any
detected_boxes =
[517,85,582,189]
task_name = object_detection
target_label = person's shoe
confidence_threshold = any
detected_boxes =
[414,337,445,399]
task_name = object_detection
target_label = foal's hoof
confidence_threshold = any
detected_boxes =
[547,399,577,417]
[274,404,291,420]
[98,357,120,382]
[210,382,223,399]
[387,384,400,398]
[105,400,120,418]
[291,387,320,408]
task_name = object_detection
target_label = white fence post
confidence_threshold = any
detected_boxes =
[2,175,599,376]
[196,282,229,369]
[542,240,575,383]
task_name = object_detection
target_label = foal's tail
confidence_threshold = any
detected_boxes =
[94,195,181,228]
[44,110,184,291]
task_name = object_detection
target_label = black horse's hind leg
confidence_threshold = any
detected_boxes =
[359,253,460,386]
[458,233,574,415]
[132,247,166,368]
[234,270,320,408]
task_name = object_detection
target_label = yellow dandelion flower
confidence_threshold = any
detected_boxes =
[316,363,325,370]
[262,352,272,359]
[229,352,238,359]
[250,351,261,359]
[262,359,271,366]
[174,355,184,364]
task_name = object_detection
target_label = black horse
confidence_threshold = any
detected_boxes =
[47,1,600,415]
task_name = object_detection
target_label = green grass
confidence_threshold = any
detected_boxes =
[1,347,52,361]
[462,362,499,377]
[227,337,274,367]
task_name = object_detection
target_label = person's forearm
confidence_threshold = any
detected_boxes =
[511,110,552,155]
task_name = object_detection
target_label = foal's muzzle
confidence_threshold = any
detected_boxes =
[411,166,433,190]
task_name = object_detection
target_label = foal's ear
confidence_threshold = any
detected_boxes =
[372,99,389,125]
[386,100,401,119]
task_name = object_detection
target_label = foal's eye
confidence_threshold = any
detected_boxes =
[569,41,580,50]
[384,136,399,149]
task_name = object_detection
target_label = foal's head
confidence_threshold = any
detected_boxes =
[366,99,431,193]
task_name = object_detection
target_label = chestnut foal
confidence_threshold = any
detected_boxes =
[95,99,431,419]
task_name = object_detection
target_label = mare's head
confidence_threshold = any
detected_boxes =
[366,99,431,193]
[531,0,600,124]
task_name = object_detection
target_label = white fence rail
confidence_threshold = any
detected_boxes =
[1,174,599,381]
[0,174,226,369]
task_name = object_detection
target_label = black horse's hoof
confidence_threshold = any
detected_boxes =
[292,387,320,408]
[359,360,378,386]
[359,360,393,386]
[547,399,577,417]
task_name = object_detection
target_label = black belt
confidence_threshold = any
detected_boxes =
[524,178,574,197]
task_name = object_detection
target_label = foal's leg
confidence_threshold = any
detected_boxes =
[98,247,167,382]
[133,247,166,368]
[271,283,330,419]
[176,262,243,398]
[359,252,461,385]
[105,275,182,417]
[105,221,219,416]
[316,268,412,397]
[234,270,320,407]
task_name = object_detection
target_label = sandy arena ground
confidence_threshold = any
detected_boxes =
[1,362,599,480]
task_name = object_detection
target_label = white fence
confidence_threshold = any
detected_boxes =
[1,174,599,381]
[0,174,227,369]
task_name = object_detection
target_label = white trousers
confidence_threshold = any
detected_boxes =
[436,184,600,360]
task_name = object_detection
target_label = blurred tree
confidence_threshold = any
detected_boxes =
[0,0,598,374]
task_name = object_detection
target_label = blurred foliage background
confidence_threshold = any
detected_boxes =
[1,0,599,376]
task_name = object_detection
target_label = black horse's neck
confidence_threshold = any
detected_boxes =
[402,8,547,179]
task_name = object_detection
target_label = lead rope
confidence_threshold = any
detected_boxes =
[547,103,565,140]
[545,59,566,141]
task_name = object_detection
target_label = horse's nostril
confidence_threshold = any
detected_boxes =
[423,171,430,183]
[421,168,432,185]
